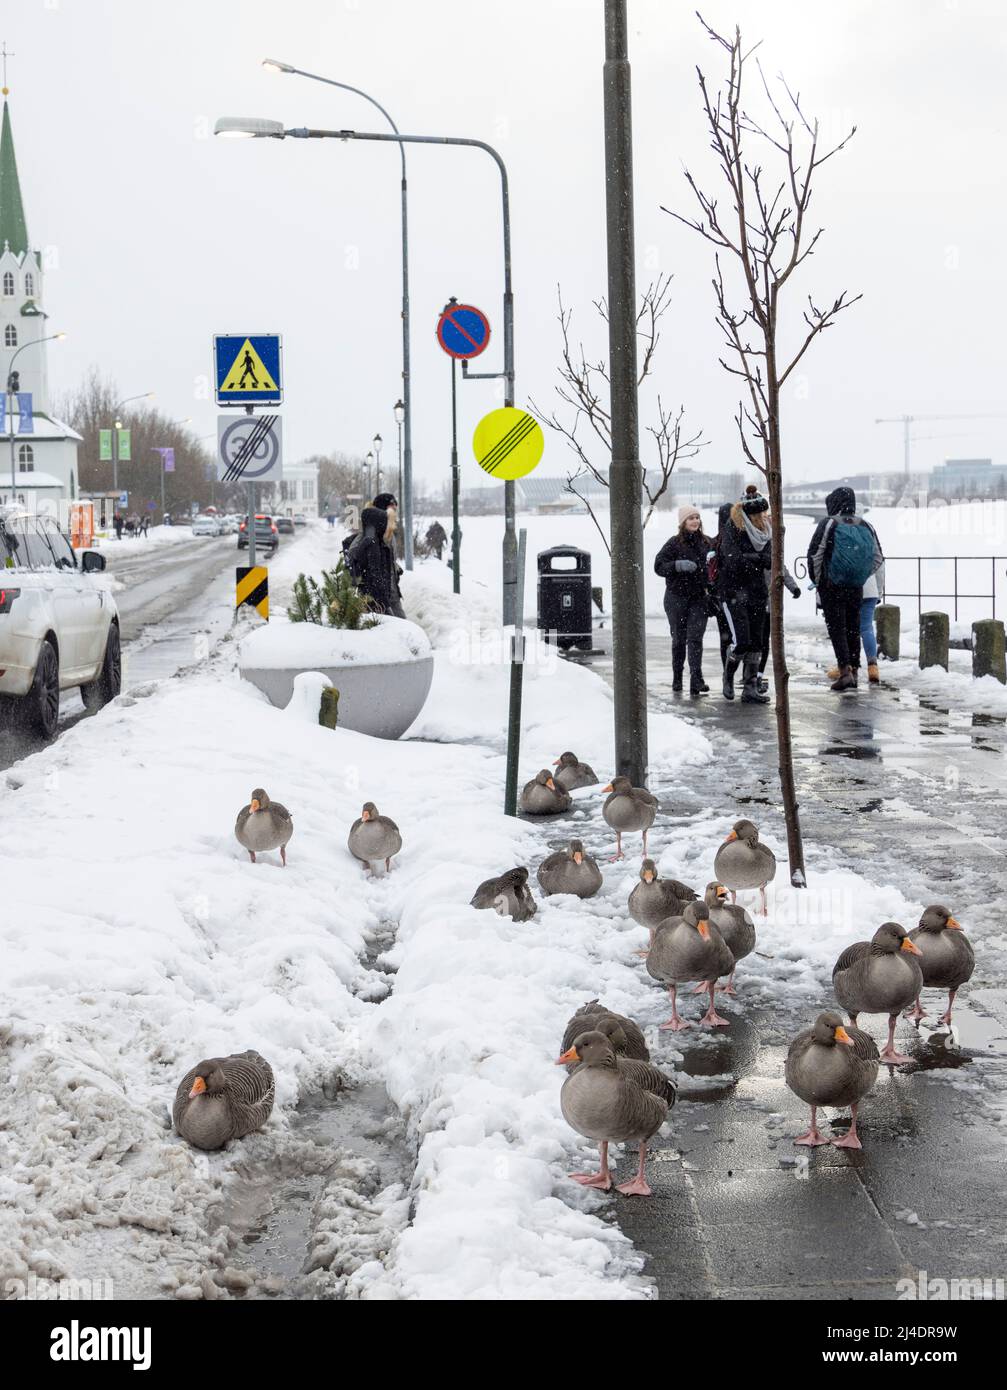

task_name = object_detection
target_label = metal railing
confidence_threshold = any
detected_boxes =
[793,555,1007,621]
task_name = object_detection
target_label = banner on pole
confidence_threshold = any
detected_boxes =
[117,428,131,461]
[99,429,112,461]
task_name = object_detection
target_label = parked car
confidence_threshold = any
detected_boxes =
[237,515,279,551]
[0,508,121,739]
[192,515,222,537]
[216,515,239,536]
[294,513,308,527]
[276,516,296,535]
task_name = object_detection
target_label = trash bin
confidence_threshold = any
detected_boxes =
[537,545,593,650]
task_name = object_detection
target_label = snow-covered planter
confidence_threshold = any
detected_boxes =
[238,616,433,739]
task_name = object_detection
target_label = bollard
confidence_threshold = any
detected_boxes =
[875,604,900,661]
[919,611,949,671]
[319,686,340,729]
[972,619,1007,684]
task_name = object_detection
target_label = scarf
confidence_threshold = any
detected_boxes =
[742,512,771,551]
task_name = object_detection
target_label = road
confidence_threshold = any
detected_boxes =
[571,619,1007,1299]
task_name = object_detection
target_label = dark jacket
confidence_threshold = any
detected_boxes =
[348,506,397,613]
[807,486,884,588]
[719,503,772,600]
[654,528,711,600]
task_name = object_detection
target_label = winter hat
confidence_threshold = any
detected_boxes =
[826,485,856,516]
[678,503,701,526]
[373,492,398,510]
[741,484,769,516]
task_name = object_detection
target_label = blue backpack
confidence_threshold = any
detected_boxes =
[827,518,875,586]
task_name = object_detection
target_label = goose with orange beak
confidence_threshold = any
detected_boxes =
[907,905,974,1027]
[556,1029,675,1196]
[537,840,603,898]
[646,901,734,1030]
[235,788,293,866]
[173,1050,275,1151]
[702,881,756,995]
[552,750,599,792]
[628,860,697,951]
[713,818,776,916]
[602,776,659,860]
[785,1011,879,1150]
[832,923,924,1065]
[348,801,402,873]
[520,769,572,816]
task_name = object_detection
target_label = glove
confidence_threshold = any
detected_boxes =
[784,574,801,598]
[674,559,698,573]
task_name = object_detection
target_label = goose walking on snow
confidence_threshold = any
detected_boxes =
[602,777,659,860]
[906,905,974,1027]
[646,901,734,1030]
[348,802,402,872]
[702,882,756,995]
[832,923,923,1065]
[235,789,293,866]
[713,819,776,916]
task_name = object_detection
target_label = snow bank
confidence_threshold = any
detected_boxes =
[239,614,431,670]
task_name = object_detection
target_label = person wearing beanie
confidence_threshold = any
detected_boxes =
[345,505,406,617]
[654,504,712,696]
[709,502,735,671]
[717,486,774,703]
[807,486,884,691]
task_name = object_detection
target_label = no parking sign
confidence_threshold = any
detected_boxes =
[436,302,491,360]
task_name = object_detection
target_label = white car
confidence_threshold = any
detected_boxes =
[0,508,121,739]
[216,515,238,535]
[192,515,222,537]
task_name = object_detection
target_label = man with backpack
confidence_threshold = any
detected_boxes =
[807,486,884,692]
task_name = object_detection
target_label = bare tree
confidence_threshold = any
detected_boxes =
[665,18,861,887]
[531,276,705,554]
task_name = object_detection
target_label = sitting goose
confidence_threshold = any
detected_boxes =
[832,922,923,1066]
[646,901,734,1031]
[552,751,599,792]
[537,840,603,899]
[235,788,293,867]
[713,819,777,916]
[173,1051,275,1151]
[348,802,402,872]
[629,860,697,950]
[907,905,974,1027]
[703,882,756,995]
[602,776,659,860]
[556,1029,675,1196]
[560,1000,650,1064]
[470,866,537,922]
[520,769,572,816]
[785,1011,879,1150]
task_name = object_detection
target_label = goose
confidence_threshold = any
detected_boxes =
[628,860,697,948]
[560,1000,650,1064]
[235,788,293,866]
[646,901,734,1030]
[906,905,974,1027]
[602,776,659,860]
[348,802,402,872]
[520,769,572,816]
[703,881,756,995]
[832,923,923,1065]
[552,751,599,792]
[470,866,537,922]
[785,1011,879,1150]
[713,819,777,916]
[173,1051,275,1151]
[556,1029,675,1196]
[537,840,603,899]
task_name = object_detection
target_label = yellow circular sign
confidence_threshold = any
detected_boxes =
[472,407,544,481]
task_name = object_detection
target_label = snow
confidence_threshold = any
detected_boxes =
[93,525,207,555]
[239,614,431,670]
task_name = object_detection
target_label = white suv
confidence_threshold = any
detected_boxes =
[0,509,121,739]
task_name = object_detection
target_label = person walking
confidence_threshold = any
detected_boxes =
[654,504,711,697]
[807,486,883,692]
[718,486,773,704]
[827,564,885,685]
[140,514,149,538]
[426,520,448,560]
[113,512,124,541]
[708,502,735,673]
[347,503,406,618]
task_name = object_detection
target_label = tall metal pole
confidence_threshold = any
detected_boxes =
[7,383,14,497]
[604,0,649,785]
[451,355,460,593]
[245,405,257,569]
[112,425,119,494]
[503,527,527,815]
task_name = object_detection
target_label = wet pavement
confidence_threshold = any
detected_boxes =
[564,620,1007,1299]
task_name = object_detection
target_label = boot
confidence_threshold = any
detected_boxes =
[868,662,880,684]
[831,665,857,692]
[672,665,684,693]
[827,665,840,681]
[722,652,740,700]
[757,674,769,693]
[690,672,708,698]
[741,654,770,704]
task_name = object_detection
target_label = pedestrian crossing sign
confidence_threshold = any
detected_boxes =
[214,334,283,405]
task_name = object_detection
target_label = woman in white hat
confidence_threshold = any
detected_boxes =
[654,504,712,697]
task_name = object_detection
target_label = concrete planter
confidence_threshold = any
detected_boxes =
[238,618,434,740]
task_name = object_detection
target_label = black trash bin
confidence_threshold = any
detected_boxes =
[537,545,593,650]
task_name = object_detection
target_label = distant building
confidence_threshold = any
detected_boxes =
[0,94,81,512]
[265,457,319,517]
[929,458,1007,497]
[667,468,743,508]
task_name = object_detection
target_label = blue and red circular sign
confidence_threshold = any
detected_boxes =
[436,302,491,360]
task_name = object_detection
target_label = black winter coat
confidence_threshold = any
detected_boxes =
[348,506,399,613]
[654,529,711,600]
[719,516,772,601]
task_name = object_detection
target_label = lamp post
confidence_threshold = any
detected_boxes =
[373,433,383,495]
[108,392,153,494]
[365,450,374,500]
[262,60,416,572]
[6,331,66,497]
[393,398,404,501]
[153,416,191,517]
[214,115,517,626]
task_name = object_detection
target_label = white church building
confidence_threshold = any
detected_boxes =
[0,92,81,513]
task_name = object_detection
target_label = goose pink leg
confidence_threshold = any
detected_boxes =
[571,1141,612,1190]
[642,829,649,858]
[610,832,624,863]
[617,1141,652,1197]
[794,1105,830,1147]
[716,969,738,996]
[699,981,730,1028]
[281,845,287,868]
[879,1014,914,1066]
[759,884,768,916]
[904,994,926,1022]
[660,985,691,1031]
[938,989,958,1028]
[832,1102,864,1150]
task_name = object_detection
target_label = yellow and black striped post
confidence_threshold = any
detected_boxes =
[236,565,269,619]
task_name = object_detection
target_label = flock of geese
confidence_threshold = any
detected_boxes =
[174,764,976,1208]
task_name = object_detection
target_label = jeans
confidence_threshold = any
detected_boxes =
[861,596,879,663]
[664,592,709,677]
[821,583,862,669]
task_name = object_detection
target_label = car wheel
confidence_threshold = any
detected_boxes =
[23,639,60,740]
[81,623,121,711]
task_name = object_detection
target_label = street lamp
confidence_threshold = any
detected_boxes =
[109,392,154,492]
[372,433,383,494]
[262,59,416,573]
[6,331,66,497]
[393,399,404,500]
[365,450,374,500]
[214,113,518,625]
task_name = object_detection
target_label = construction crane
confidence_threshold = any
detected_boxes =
[875,413,1007,475]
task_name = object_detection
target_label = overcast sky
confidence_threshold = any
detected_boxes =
[7,0,1007,490]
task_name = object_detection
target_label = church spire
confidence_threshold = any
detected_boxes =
[0,97,29,257]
